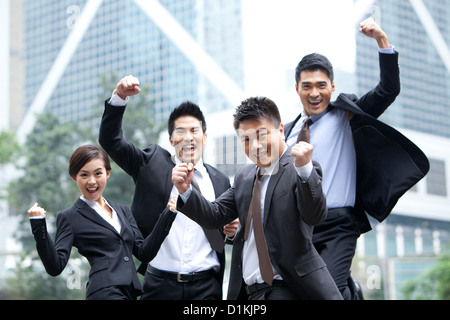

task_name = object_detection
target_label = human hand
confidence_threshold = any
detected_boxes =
[223,218,239,237]
[172,163,194,195]
[359,18,390,49]
[291,141,313,168]
[167,195,177,212]
[27,203,46,218]
[114,75,141,100]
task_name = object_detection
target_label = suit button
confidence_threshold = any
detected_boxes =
[123,256,130,262]
[119,240,124,245]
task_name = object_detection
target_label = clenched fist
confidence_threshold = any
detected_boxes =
[28,202,47,218]
[359,18,390,49]
[290,141,313,168]
[172,163,195,195]
[114,75,141,100]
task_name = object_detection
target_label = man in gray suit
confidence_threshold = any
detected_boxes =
[172,97,342,300]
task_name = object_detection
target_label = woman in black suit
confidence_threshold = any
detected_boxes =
[27,144,176,300]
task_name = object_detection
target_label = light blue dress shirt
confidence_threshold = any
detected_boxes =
[286,47,395,209]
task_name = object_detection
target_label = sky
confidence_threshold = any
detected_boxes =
[240,0,375,119]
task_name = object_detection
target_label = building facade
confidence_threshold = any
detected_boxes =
[23,0,244,128]
[354,0,450,299]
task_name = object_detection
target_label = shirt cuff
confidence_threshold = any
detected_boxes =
[294,161,313,182]
[109,91,129,106]
[379,45,395,54]
[29,216,45,220]
[178,186,193,203]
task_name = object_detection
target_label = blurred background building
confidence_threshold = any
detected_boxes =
[353,0,450,299]
[1,0,449,299]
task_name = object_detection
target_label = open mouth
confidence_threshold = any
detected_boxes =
[182,145,196,154]
[309,100,322,108]
[87,187,99,195]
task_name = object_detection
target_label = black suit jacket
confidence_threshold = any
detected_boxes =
[178,153,343,300]
[99,101,231,282]
[284,52,430,232]
[30,198,176,299]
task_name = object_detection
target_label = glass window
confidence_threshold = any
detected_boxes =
[427,158,447,196]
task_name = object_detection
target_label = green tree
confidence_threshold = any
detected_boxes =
[4,72,164,299]
[5,111,89,299]
[7,111,87,249]
[401,250,450,300]
[0,130,19,165]
[3,252,86,300]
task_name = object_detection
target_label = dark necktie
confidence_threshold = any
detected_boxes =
[191,172,224,253]
[297,117,313,143]
[243,168,274,285]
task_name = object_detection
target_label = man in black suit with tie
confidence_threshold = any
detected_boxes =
[284,18,429,299]
[99,75,237,300]
[172,97,343,300]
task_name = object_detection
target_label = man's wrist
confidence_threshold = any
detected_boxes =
[294,160,313,182]
[376,35,390,50]
[178,186,192,203]
[109,90,129,106]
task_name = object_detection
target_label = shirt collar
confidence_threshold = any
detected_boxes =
[80,196,112,211]
[301,105,331,124]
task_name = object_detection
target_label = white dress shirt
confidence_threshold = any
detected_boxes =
[150,156,220,273]
[108,92,220,273]
[80,197,122,234]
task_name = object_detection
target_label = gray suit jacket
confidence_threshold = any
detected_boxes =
[178,152,343,300]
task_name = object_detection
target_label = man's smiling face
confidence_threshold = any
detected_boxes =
[296,69,335,116]
[169,115,207,165]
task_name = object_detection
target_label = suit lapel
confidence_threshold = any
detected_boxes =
[75,198,121,236]
[262,153,289,226]
[110,202,129,237]
[204,163,225,198]
[166,155,177,196]
[284,113,302,138]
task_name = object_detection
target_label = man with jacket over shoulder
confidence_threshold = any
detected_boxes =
[284,18,429,299]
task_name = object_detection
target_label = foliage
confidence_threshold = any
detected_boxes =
[7,111,87,250]
[401,251,450,300]
[3,252,86,300]
[4,72,163,299]
[0,130,19,165]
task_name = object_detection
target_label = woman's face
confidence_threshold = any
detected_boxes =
[73,158,110,203]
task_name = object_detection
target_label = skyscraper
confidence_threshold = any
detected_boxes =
[356,0,450,138]
[23,0,244,128]
[354,0,450,299]
[2,0,245,294]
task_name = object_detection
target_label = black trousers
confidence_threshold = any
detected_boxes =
[140,269,222,300]
[86,285,139,300]
[312,207,361,300]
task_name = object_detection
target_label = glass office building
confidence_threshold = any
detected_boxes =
[354,0,450,299]
[356,0,450,137]
[23,0,244,126]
